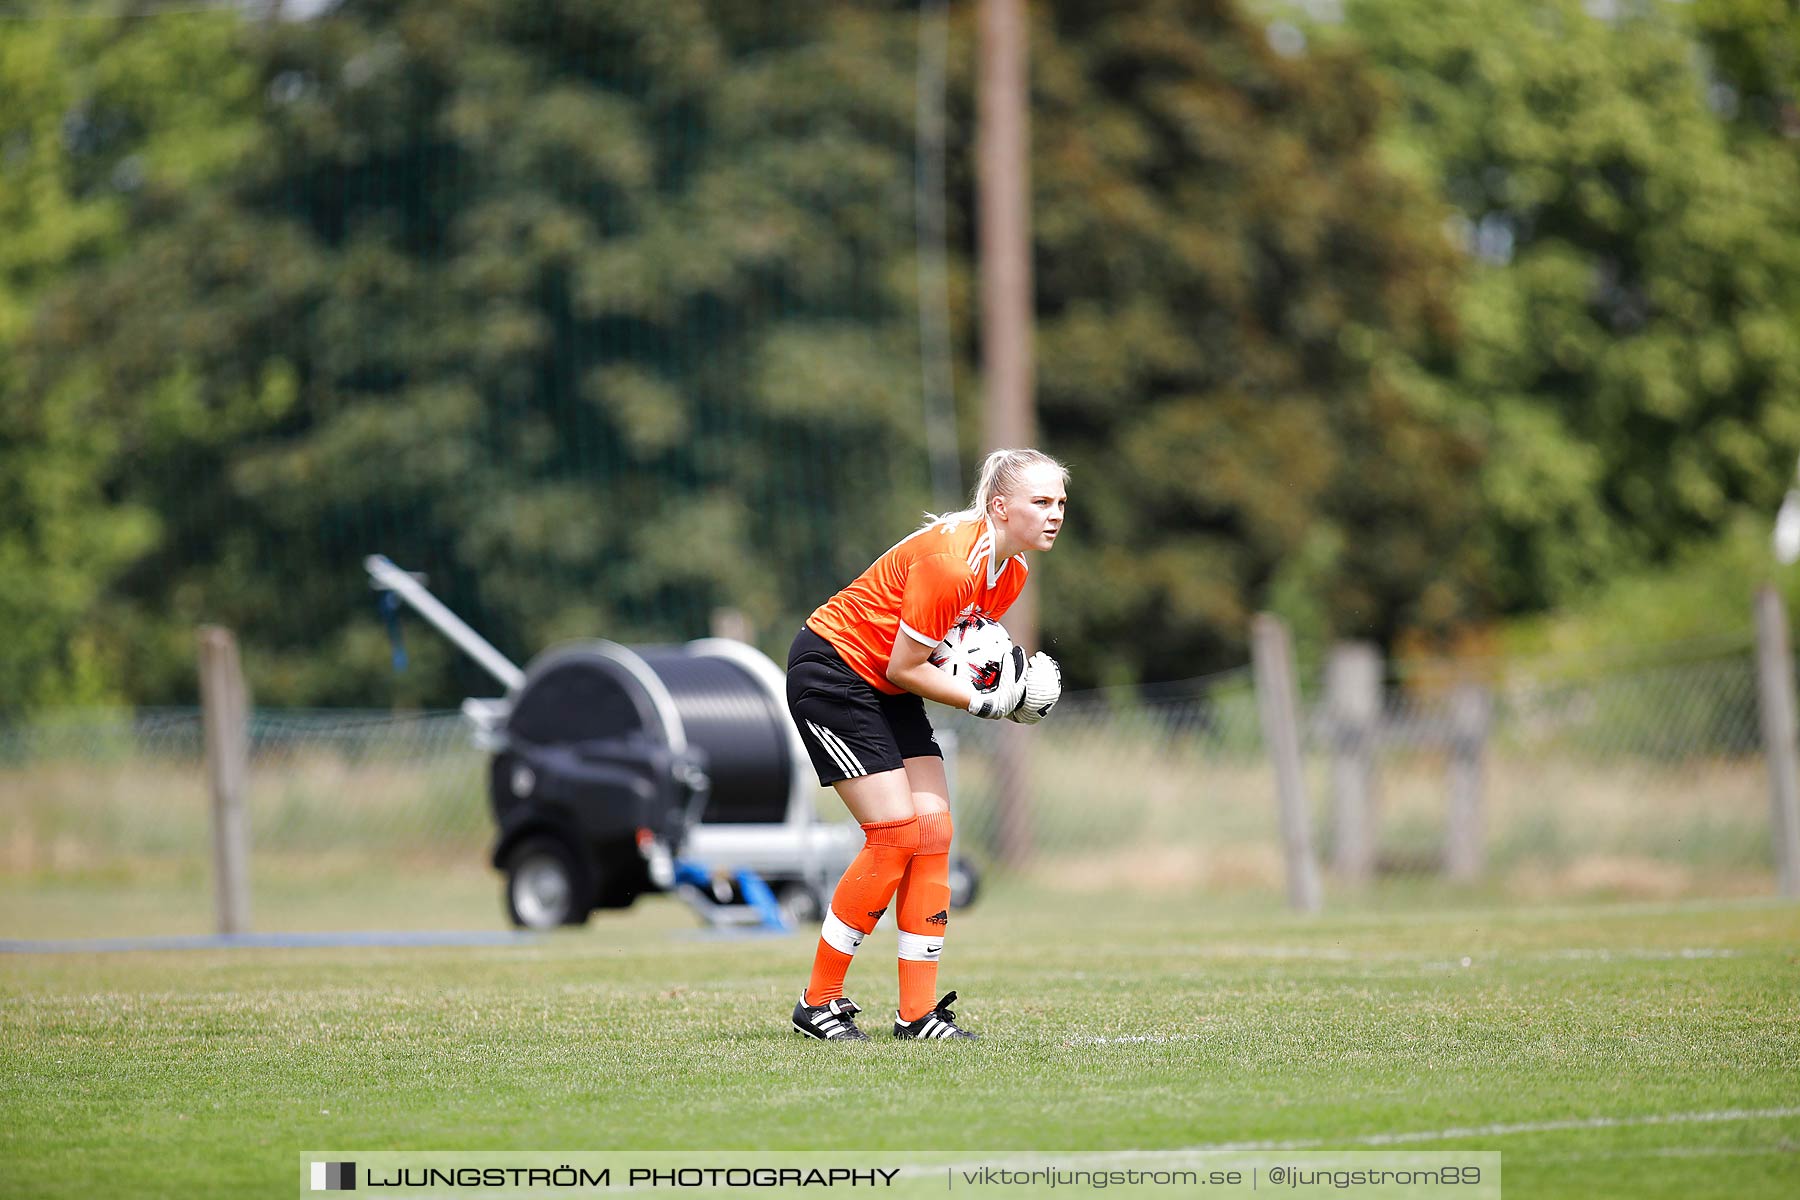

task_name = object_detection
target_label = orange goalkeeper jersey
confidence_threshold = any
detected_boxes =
[807,517,1027,695]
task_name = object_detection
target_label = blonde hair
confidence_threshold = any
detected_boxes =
[921,448,1068,531]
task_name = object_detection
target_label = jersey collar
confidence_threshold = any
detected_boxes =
[974,517,1019,588]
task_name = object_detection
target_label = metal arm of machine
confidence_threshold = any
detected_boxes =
[363,554,525,693]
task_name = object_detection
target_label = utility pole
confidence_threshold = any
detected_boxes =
[917,0,961,511]
[980,0,1034,474]
[979,0,1035,866]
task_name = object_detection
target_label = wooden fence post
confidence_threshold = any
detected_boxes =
[1326,641,1381,884]
[198,626,252,934]
[1252,614,1322,913]
[1444,681,1491,882]
[1754,586,1800,897]
[709,607,754,644]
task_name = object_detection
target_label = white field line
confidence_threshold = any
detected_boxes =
[1189,1107,1800,1152]
[877,1109,1800,1190]
[604,1111,1800,1194]
[1534,1145,1795,1161]
[1547,947,1740,960]
[900,1107,1800,1177]
[1088,944,1743,966]
[896,1109,1800,1170]
[1311,895,1797,926]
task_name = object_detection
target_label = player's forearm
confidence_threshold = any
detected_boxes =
[887,660,974,710]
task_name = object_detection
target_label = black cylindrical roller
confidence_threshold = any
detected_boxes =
[633,648,792,825]
[507,646,659,747]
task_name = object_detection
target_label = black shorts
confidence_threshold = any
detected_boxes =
[787,626,942,786]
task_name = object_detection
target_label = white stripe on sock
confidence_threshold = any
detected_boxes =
[897,930,942,961]
[820,910,866,955]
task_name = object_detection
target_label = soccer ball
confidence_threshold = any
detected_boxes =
[929,614,1014,694]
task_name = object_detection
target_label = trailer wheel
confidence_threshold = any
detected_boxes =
[504,837,591,929]
[775,881,824,927]
[948,855,981,910]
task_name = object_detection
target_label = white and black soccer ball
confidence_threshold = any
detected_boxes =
[929,614,1014,695]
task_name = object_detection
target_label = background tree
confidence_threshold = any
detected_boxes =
[1026,0,1484,685]
[20,0,938,707]
[1689,0,1800,143]
[0,7,256,707]
[1337,0,1800,613]
[48,0,1800,705]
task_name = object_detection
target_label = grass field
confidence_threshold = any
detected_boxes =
[2,880,1796,1198]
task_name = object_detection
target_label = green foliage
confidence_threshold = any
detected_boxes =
[1031,0,1485,687]
[9,0,1489,707]
[18,0,937,706]
[1501,513,1795,662]
[11,0,1793,709]
[0,6,257,707]
[1689,0,1800,141]
[1336,0,1800,611]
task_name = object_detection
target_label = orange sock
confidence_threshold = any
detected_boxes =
[804,816,919,1006]
[895,811,953,1022]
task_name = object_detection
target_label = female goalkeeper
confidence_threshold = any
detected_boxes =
[785,447,1066,1041]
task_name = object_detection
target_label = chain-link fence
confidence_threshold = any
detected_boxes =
[1,709,484,878]
[0,644,1786,933]
[954,672,1283,894]
[1350,652,1767,894]
[951,648,1778,901]
[0,706,498,937]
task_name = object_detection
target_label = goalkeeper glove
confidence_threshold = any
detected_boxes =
[966,645,1028,719]
[1006,651,1062,724]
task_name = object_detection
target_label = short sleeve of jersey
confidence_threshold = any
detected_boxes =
[899,553,978,647]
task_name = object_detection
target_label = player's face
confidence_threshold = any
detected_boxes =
[996,464,1067,552]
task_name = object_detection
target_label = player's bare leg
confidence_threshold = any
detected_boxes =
[831,767,918,825]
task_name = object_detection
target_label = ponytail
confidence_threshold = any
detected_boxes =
[920,448,1068,531]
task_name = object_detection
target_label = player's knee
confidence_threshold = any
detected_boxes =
[861,815,921,852]
[915,811,952,856]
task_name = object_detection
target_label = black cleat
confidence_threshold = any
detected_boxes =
[792,992,871,1041]
[893,990,979,1040]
